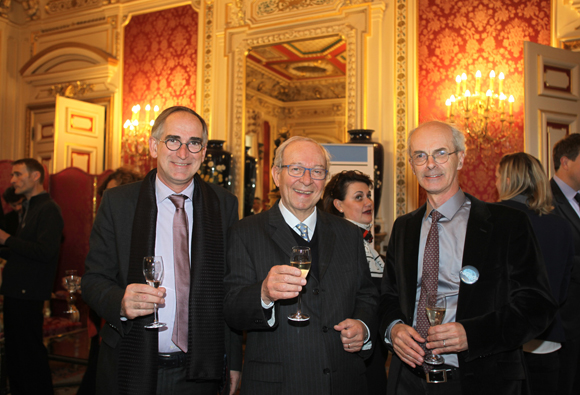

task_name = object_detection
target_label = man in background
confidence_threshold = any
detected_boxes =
[550,133,580,394]
[0,158,64,395]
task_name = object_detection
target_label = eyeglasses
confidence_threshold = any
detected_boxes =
[159,137,204,154]
[410,150,459,166]
[280,165,328,180]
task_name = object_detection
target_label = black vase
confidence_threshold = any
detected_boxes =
[198,140,233,192]
[244,147,257,217]
[347,129,384,217]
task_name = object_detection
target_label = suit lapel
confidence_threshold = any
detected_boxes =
[268,202,296,263]
[404,206,424,319]
[457,195,492,319]
[551,179,580,234]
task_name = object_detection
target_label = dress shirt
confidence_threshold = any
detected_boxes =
[554,175,580,218]
[154,176,194,353]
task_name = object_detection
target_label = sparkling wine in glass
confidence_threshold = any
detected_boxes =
[142,256,166,328]
[424,293,446,365]
[63,270,81,318]
[287,246,311,322]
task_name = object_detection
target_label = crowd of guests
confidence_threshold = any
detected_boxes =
[0,107,579,395]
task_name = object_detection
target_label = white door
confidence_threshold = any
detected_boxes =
[53,96,105,174]
[524,41,580,177]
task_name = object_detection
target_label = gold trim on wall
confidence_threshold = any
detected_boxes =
[395,0,408,217]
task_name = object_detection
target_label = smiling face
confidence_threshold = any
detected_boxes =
[149,111,207,193]
[272,140,327,221]
[409,123,465,207]
[334,181,373,224]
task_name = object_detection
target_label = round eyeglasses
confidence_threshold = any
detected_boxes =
[410,150,459,166]
[159,138,204,154]
[280,165,328,180]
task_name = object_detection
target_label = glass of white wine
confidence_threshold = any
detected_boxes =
[425,292,446,365]
[287,246,311,322]
[142,256,166,328]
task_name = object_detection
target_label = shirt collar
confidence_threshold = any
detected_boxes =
[554,174,579,200]
[346,218,372,231]
[425,189,467,221]
[279,200,317,232]
[155,176,195,204]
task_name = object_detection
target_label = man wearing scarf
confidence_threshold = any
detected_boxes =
[82,106,241,395]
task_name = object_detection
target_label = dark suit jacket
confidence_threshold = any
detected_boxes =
[82,177,241,395]
[499,199,574,343]
[379,194,556,394]
[224,202,379,395]
[1,192,63,300]
[551,178,580,340]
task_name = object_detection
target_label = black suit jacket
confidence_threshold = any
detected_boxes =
[224,202,379,395]
[551,178,580,339]
[379,194,556,394]
[82,177,241,395]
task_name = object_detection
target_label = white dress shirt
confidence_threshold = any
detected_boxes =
[554,175,580,218]
[154,176,194,353]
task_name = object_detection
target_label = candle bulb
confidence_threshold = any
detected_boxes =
[489,70,495,92]
[131,105,138,122]
[145,104,151,124]
[456,75,461,97]
[450,95,455,117]
[499,93,506,113]
[461,73,467,93]
[465,90,471,112]
[475,70,482,96]
[154,105,160,119]
[485,89,492,110]
[509,95,514,115]
[499,72,505,95]
[446,98,451,119]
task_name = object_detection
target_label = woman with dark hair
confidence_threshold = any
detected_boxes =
[322,170,387,395]
[496,152,574,395]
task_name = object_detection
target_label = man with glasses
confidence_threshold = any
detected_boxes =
[379,121,555,394]
[82,106,242,395]
[224,136,378,395]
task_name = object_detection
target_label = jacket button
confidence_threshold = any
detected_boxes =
[312,288,319,295]
[323,368,330,374]
[322,326,328,332]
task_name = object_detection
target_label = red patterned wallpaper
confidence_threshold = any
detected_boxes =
[418,0,550,203]
[122,5,199,173]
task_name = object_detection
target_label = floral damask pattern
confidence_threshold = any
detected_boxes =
[122,6,199,172]
[418,0,550,203]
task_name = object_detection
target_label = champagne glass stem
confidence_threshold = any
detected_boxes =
[296,293,303,315]
[153,303,159,324]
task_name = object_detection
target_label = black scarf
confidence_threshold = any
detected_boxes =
[118,170,225,394]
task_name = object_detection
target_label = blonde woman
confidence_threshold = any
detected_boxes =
[496,152,574,395]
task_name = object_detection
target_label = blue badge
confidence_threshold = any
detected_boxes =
[459,266,479,284]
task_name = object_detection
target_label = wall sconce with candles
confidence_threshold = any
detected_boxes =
[445,70,515,151]
[123,104,159,164]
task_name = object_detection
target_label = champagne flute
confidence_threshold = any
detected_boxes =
[142,256,166,328]
[424,293,446,365]
[63,270,81,318]
[287,246,311,322]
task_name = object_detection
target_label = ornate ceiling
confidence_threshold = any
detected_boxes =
[247,35,346,81]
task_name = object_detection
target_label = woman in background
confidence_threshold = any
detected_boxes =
[323,170,387,395]
[496,152,574,395]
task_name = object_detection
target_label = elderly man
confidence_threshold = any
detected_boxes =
[82,106,241,395]
[0,158,64,395]
[379,121,556,394]
[224,136,378,395]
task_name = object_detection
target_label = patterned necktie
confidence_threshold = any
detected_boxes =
[361,227,373,243]
[416,210,443,371]
[296,223,310,242]
[169,195,190,353]
[574,193,580,207]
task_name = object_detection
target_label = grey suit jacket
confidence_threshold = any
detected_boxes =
[82,177,241,394]
[380,194,556,394]
[224,202,379,395]
[551,178,580,339]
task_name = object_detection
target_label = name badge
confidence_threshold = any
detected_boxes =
[459,266,479,284]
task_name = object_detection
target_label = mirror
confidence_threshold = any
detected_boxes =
[244,35,347,214]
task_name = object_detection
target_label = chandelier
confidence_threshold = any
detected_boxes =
[123,104,159,162]
[445,70,515,151]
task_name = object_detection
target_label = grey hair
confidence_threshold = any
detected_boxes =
[150,106,208,145]
[407,121,466,156]
[272,136,332,171]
